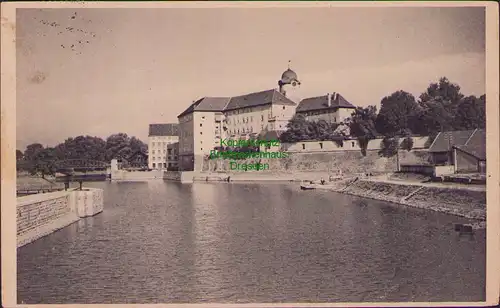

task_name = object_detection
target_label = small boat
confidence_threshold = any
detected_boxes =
[300,184,316,190]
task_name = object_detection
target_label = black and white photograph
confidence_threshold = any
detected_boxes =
[1,1,499,307]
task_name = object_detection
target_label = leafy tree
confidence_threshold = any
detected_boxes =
[347,106,378,156]
[28,147,58,177]
[16,150,24,161]
[279,114,312,143]
[411,77,466,135]
[454,95,486,130]
[23,143,44,161]
[400,136,414,151]
[419,77,464,105]
[105,133,134,161]
[378,136,400,158]
[375,91,418,137]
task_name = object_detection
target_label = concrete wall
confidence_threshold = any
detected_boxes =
[17,188,104,248]
[164,171,196,183]
[111,170,163,181]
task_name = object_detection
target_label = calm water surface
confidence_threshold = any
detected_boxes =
[17,181,486,303]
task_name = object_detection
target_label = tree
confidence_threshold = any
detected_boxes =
[419,77,464,105]
[279,114,312,143]
[105,133,134,161]
[28,147,58,177]
[375,91,418,137]
[23,143,44,161]
[454,95,486,130]
[16,150,24,161]
[378,136,400,158]
[347,106,378,156]
[411,77,466,135]
[400,136,414,151]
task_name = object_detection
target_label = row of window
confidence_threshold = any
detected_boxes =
[225,105,286,116]
[151,162,178,168]
[151,141,177,147]
[151,149,176,155]
[151,156,178,161]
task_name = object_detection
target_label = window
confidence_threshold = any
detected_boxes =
[202,116,205,119]
[164,163,167,168]
[201,148,203,151]
[302,144,305,150]
[319,142,323,149]
[261,115,264,121]
[200,123,202,127]
[152,150,155,154]
[200,132,202,135]
[168,149,172,154]
[283,106,285,110]
[152,142,155,146]
[152,163,156,168]
[351,142,355,147]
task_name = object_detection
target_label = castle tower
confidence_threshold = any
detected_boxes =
[278,61,301,103]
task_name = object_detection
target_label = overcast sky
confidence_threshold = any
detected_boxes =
[16,6,485,150]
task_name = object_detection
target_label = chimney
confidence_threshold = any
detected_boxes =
[327,93,332,107]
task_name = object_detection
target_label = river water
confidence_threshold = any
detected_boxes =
[17,181,486,304]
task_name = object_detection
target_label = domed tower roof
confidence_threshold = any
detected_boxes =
[281,68,298,82]
[279,61,300,86]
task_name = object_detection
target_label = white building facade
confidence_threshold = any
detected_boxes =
[148,123,179,170]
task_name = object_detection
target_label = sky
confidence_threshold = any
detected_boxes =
[16,6,486,150]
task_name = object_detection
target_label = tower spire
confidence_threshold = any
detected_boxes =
[288,60,291,69]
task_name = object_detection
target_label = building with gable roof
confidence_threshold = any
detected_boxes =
[295,92,356,124]
[428,129,486,174]
[176,64,359,171]
[176,66,301,171]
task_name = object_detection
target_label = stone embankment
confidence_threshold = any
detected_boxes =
[307,178,486,223]
[17,187,104,248]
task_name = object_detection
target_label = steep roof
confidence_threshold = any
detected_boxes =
[453,129,486,160]
[178,97,230,118]
[428,130,476,153]
[148,123,179,136]
[296,93,356,113]
[224,89,296,111]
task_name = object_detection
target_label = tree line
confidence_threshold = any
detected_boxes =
[17,133,148,176]
[280,77,486,157]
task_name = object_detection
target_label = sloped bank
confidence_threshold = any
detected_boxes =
[311,179,486,222]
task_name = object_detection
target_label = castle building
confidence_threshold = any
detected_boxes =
[295,92,356,124]
[177,66,300,171]
[148,123,179,170]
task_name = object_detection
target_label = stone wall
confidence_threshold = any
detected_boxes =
[17,191,71,236]
[17,188,104,248]
[111,170,163,181]
[202,149,430,174]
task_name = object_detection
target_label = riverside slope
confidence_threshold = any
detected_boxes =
[307,176,486,223]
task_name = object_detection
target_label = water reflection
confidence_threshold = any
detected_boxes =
[17,181,486,304]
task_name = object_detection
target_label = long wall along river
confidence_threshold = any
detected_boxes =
[17,179,485,304]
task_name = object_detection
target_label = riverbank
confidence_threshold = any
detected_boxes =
[304,177,486,223]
